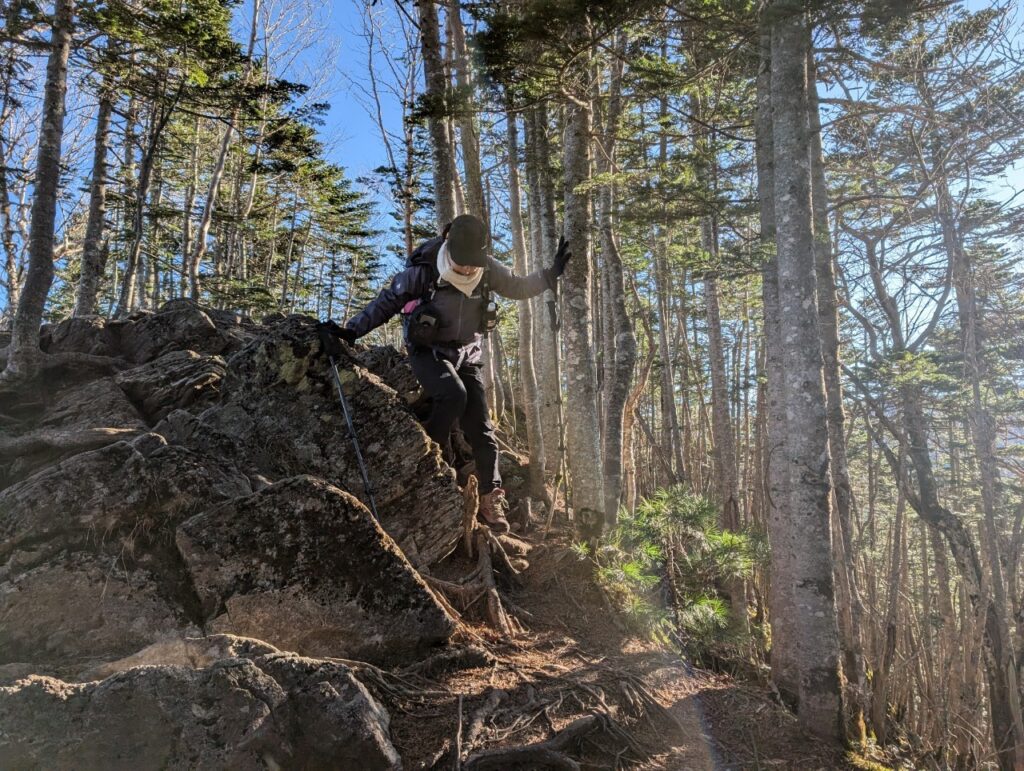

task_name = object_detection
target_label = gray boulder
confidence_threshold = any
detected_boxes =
[0,551,197,669]
[193,316,463,566]
[41,300,244,366]
[0,377,146,487]
[115,349,227,422]
[111,301,233,364]
[177,476,455,665]
[355,344,425,408]
[0,642,402,770]
[0,435,252,568]
[41,314,119,358]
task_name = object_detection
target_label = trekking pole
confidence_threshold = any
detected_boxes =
[326,353,380,522]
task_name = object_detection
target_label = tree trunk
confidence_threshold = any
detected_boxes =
[116,106,163,316]
[755,13,799,707]
[188,0,260,299]
[448,0,483,219]
[525,104,563,473]
[506,103,546,496]
[872,476,906,743]
[856,200,1021,767]
[769,4,844,742]
[3,0,73,379]
[806,47,868,742]
[415,0,455,230]
[74,87,114,316]
[147,160,164,309]
[699,125,746,625]
[623,279,656,515]
[654,91,684,481]
[0,36,23,316]
[562,61,605,540]
[937,170,1024,770]
[189,120,233,299]
[706,268,746,627]
[596,43,634,527]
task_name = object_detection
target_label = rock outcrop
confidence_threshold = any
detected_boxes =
[0,301,470,766]
[0,551,198,669]
[177,476,455,664]
[0,635,402,770]
[115,349,227,422]
[191,315,463,566]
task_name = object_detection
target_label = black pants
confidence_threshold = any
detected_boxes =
[408,347,501,494]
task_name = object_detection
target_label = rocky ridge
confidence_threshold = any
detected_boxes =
[0,301,467,768]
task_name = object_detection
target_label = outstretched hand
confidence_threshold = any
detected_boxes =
[552,236,572,278]
[316,321,357,360]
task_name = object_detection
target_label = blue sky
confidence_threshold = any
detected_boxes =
[318,3,399,181]
[307,0,411,269]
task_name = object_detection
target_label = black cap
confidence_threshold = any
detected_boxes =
[446,214,487,267]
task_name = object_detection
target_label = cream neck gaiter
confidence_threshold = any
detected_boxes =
[437,241,483,297]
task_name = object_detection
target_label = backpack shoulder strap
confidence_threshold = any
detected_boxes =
[479,264,497,337]
[407,237,445,301]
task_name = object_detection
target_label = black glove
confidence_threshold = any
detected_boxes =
[316,321,357,360]
[544,236,572,289]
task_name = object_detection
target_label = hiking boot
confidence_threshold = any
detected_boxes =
[478,488,511,534]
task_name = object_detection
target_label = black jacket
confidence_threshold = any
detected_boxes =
[345,237,552,361]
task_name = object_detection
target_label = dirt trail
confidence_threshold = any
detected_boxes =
[379,524,859,770]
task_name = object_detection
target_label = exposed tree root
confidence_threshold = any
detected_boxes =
[431,688,509,770]
[495,532,531,558]
[454,694,463,770]
[400,645,494,680]
[462,476,479,558]
[0,426,141,457]
[462,712,641,770]
[426,480,529,637]
[0,348,126,389]
[324,655,448,706]
[417,653,680,770]
[463,689,508,754]
[477,528,523,636]
[512,497,532,533]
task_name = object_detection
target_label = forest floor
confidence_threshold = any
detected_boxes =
[381,523,865,770]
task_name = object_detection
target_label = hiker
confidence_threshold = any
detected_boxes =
[319,213,570,533]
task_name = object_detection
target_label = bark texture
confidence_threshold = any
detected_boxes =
[506,104,546,495]
[597,45,635,526]
[415,0,455,229]
[769,4,844,742]
[4,0,74,379]
[755,14,799,705]
[806,50,868,741]
[562,93,605,540]
[74,89,113,317]
[525,105,563,472]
